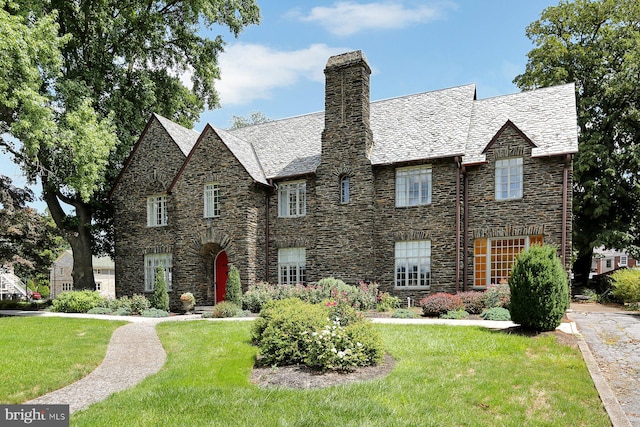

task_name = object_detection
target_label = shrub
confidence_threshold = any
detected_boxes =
[481,307,511,321]
[458,291,485,314]
[114,307,133,316]
[324,299,364,326]
[209,301,240,318]
[509,245,569,331]
[141,308,170,318]
[109,295,131,312]
[87,307,113,315]
[377,291,401,312]
[242,282,275,313]
[252,298,328,366]
[150,266,169,311]
[130,294,151,314]
[51,290,106,313]
[225,265,242,307]
[419,293,464,317]
[392,308,417,318]
[610,269,640,303]
[441,309,469,319]
[484,283,511,309]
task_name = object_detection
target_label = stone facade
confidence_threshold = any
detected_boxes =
[110,50,577,307]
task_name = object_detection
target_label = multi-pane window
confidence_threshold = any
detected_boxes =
[144,253,172,291]
[495,158,523,200]
[620,256,628,267]
[340,176,350,204]
[396,167,432,207]
[204,183,220,218]
[62,283,73,292]
[278,181,306,217]
[395,240,431,287]
[474,235,543,286]
[147,195,168,226]
[278,247,306,285]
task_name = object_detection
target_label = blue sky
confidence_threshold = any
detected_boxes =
[1,0,559,211]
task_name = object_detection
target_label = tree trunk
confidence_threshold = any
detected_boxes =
[42,180,96,290]
[572,248,594,290]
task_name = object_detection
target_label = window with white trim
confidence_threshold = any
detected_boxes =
[278,181,306,217]
[278,247,306,285]
[395,240,431,287]
[495,158,523,200]
[474,235,543,287]
[204,183,220,218]
[340,176,350,204]
[144,253,172,291]
[396,167,432,207]
[619,256,628,267]
[95,282,102,291]
[62,283,73,292]
[147,195,168,226]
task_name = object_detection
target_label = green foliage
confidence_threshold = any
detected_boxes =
[87,307,113,315]
[610,268,640,303]
[209,301,240,318]
[483,283,511,309]
[229,111,271,129]
[130,294,151,314]
[376,291,401,312]
[225,265,242,306]
[114,307,133,316]
[481,307,512,321]
[241,282,274,312]
[391,308,417,318]
[141,308,170,318]
[440,309,469,319]
[515,0,640,268]
[419,293,464,317]
[458,291,486,314]
[251,298,329,367]
[51,290,106,313]
[509,245,569,331]
[150,265,169,311]
[324,299,365,327]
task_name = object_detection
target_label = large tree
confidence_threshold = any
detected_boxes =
[514,0,640,285]
[0,1,259,289]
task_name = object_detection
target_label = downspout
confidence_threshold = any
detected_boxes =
[462,165,469,289]
[455,157,461,293]
[561,154,571,268]
[265,179,273,283]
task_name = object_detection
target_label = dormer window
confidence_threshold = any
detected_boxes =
[495,158,523,200]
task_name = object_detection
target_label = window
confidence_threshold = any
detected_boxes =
[495,158,523,200]
[474,235,543,286]
[340,176,350,204]
[95,282,102,291]
[396,167,431,207]
[204,183,220,218]
[619,256,628,267]
[395,240,431,287]
[144,253,172,291]
[278,181,306,217]
[62,283,73,292]
[278,248,306,285]
[605,259,613,269]
[147,195,168,226]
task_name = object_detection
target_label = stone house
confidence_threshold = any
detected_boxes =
[110,50,577,308]
[49,250,116,299]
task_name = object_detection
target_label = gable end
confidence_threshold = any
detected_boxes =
[481,120,537,155]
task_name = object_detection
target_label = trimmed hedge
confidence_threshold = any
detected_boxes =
[419,293,464,317]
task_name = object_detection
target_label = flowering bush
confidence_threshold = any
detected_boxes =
[376,291,401,312]
[419,293,464,317]
[324,298,365,326]
[180,292,196,306]
[484,282,511,309]
[208,301,239,318]
[304,319,382,372]
[458,291,485,314]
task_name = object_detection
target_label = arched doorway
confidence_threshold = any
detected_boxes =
[214,251,229,303]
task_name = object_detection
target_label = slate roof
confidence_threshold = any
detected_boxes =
[153,113,200,156]
[156,83,577,183]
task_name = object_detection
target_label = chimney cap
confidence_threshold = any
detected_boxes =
[325,50,371,73]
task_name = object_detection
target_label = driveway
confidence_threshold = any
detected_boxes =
[570,303,640,427]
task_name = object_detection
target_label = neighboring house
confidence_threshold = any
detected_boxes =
[110,50,577,308]
[49,250,116,299]
[0,265,28,300]
[591,247,638,277]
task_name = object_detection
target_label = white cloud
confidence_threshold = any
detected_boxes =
[215,43,348,106]
[290,1,456,36]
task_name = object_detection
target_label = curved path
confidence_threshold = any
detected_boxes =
[26,321,166,414]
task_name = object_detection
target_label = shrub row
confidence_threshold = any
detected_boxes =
[51,291,170,317]
[419,285,512,320]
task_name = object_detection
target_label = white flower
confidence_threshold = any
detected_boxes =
[337,351,345,358]
[356,342,362,347]
[331,347,337,353]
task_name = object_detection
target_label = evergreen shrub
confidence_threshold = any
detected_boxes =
[480,307,511,321]
[225,265,242,307]
[509,245,569,331]
[440,309,469,319]
[51,290,106,313]
[150,265,169,311]
[141,308,170,317]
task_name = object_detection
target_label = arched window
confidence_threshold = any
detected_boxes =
[340,175,350,204]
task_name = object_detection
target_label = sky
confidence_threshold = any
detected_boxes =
[1,0,560,211]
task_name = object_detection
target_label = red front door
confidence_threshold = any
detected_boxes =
[214,251,228,303]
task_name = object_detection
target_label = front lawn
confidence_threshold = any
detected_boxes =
[73,321,610,426]
[0,317,125,403]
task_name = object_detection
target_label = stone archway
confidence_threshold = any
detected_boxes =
[190,229,233,304]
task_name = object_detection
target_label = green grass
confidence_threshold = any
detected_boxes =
[72,321,610,427]
[0,317,125,403]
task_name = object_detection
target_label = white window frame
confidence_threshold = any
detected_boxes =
[278,247,306,285]
[395,240,431,288]
[340,176,350,204]
[396,166,432,207]
[278,181,307,217]
[62,283,73,292]
[495,157,523,200]
[619,256,628,267]
[204,183,220,218]
[144,253,173,292]
[147,195,168,227]
[95,282,102,291]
